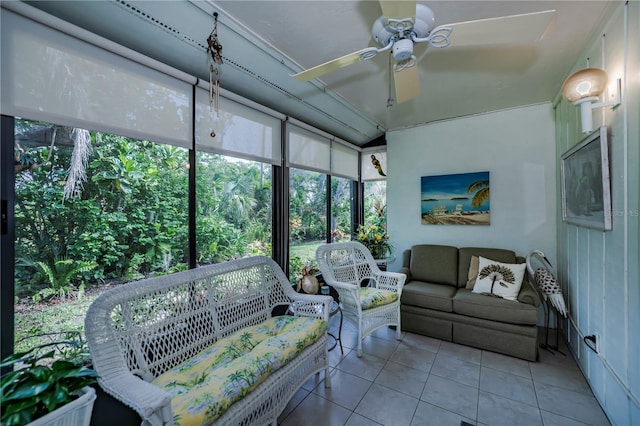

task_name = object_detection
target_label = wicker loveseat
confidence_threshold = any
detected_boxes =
[85,256,332,426]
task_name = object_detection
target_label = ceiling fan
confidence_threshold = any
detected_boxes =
[292,1,555,105]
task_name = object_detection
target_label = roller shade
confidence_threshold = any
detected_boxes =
[1,8,192,148]
[331,141,359,180]
[195,87,281,165]
[286,124,331,173]
[362,150,387,181]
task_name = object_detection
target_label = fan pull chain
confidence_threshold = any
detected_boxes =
[207,12,223,114]
[386,52,395,108]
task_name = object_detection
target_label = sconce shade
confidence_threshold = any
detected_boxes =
[561,68,608,103]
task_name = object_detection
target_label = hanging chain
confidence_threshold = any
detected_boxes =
[386,52,395,108]
[207,12,223,114]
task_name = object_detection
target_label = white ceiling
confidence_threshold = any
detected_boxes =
[25,0,612,146]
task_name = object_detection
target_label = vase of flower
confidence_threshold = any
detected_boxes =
[356,224,392,259]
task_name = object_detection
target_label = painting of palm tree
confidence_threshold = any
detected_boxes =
[421,171,490,225]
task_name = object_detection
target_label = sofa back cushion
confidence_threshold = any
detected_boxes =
[409,245,459,286]
[458,247,516,287]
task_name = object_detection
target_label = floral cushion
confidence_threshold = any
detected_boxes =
[152,316,327,425]
[359,287,398,310]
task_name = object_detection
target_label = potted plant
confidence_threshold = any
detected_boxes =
[355,224,393,259]
[1,336,98,426]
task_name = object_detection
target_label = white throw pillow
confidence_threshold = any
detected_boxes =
[472,256,526,301]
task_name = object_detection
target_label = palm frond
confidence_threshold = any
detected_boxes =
[471,187,490,207]
[467,180,489,194]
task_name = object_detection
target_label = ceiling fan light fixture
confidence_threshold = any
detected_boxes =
[372,16,397,46]
[392,38,414,61]
[412,4,436,38]
[372,3,435,48]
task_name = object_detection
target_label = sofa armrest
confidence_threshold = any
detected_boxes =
[398,267,411,282]
[517,279,541,306]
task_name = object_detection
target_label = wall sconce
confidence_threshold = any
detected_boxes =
[561,67,621,133]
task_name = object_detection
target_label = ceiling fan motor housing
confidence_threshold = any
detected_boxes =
[371,3,436,47]
[393,38,414,61]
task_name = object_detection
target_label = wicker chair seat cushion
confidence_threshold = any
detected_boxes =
[152,315,327,425]
[359,287,399,310]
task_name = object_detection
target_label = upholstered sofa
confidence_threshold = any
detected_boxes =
[399,245,541,361]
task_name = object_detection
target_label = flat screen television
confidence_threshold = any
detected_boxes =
[560,126,612,230]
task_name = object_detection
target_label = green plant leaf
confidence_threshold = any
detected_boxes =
[3,380,51,400]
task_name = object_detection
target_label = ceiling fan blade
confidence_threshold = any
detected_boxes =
[443,10,556,47]
[291,47,378,82]
[379,0,416,20]
[394,64,419,104]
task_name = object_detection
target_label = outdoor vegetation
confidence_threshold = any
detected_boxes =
[12,119,385,352]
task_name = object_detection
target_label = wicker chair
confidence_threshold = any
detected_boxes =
[316,241,406,357]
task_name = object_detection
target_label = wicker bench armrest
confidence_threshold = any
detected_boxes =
[289,293,333,322]
[98,373,171,426]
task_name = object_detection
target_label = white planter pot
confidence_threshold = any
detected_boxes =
[27,386,96,426]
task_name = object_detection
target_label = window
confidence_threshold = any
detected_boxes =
[1,7,363,360]
[196,153,272,264]
[288,168,327,281]
[364,180,387,228]
[13,119,188,353]
[331,176,354,242]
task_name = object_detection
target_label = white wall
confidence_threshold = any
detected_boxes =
[555,2,640,425]
[385,103,556,271]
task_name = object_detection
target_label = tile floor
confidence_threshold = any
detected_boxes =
[277,316,610,426]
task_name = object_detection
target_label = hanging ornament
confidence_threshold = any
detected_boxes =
[206,12,223,114]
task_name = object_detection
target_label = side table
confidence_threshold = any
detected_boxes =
[327,300,343,354]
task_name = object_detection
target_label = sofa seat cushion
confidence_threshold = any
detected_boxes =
[152,316,327,425]
[400,281,457,312]
[360,287,398,310]
[453,289,538,325]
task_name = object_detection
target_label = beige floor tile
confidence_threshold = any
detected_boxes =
[401,332,442,353]
[390,342,436,372]
[345,412,383,426]
[411,401,476,426]
[431,353,481,387]
[540,409,595,426]
[530,361,591,393]
[479,366,537,406]
[361,335,400,359]
[278,331,609,426]
[281,392,352,426]
[336,350,386,381]
[477,391,543,426]
[535,382,610,425]
[481,350,532,379]
[438,340,482,364]
[374,360,429,398]
[421,374,478,419]
[355,383,419,426]
[313,368,373,411]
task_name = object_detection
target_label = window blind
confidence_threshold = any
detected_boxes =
[1,8,192,148]
[286,123,331,173]
[331,140,359,180]
[195,87,282,165]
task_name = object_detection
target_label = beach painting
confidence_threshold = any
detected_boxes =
[421,171,490,225]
